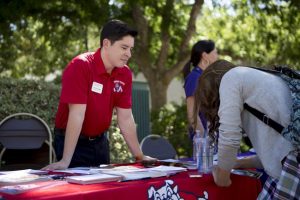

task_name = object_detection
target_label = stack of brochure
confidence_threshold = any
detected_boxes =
[0,169,51,186]
[0,181,66,194]
[65,165,187,184]
[231,169,263,179]
[149,165,187,175]
[66,173,123,184]
[0,165,188,186]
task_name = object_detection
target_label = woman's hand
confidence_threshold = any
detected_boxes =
[212,166,232,187]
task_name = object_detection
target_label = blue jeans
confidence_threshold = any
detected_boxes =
[54,128,110,168]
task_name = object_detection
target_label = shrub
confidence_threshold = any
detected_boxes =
[151,102,192,158]
[0,78,60,128]
[0,78,132,164]
[108,115,134,163]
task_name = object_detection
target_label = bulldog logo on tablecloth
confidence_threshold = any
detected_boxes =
[147,180,208,200]
[148,180,182,200]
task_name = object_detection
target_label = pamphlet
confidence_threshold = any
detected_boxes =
[0,170,51,186]
[66,173,123,184]
[149,165,187,175]
[0,181,66,194]
[231,169,263,179]
[0,165,188,187]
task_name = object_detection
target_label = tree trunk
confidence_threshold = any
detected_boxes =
[84,25,89,51]
[147,74,170,111]
[131,0,204,111]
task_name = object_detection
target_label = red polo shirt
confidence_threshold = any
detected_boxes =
[55,48,132,136]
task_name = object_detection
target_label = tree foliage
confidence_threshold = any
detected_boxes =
[151,103,192,158]
[1,0,203,111]
[111,0,204,111]
[200,0,300,68]
[0,0,110,77]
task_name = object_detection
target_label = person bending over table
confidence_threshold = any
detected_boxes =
[192,60,298,199]
[43,19,155,170]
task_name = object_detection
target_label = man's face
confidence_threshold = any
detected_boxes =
[104,35,135,68]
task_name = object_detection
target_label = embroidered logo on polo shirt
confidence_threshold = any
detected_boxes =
[91,82,103,94]
[113,80,125,93]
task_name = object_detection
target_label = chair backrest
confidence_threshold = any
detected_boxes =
[140,134,177,160]
[0,113,55,169]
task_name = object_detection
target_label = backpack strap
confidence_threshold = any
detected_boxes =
[244,103,284,133]
[274,66,300,79]
[249,66,300,79]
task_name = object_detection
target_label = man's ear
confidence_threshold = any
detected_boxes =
[102,38,111,48]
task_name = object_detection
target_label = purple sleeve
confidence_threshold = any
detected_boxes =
[184,72,201,97]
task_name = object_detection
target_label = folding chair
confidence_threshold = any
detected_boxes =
[0,113,56,170]
[140,134,177,160]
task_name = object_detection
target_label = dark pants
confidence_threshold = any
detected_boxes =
[54,128,110,168]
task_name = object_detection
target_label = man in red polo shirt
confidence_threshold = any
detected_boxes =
[43,19,155,170]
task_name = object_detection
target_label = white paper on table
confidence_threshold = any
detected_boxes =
[148,165,187,175]
[159,159,181,163]
[52,168,94,175]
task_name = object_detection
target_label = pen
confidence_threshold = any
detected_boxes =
[120,177,151,182]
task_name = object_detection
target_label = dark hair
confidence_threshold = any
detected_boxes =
[182,40,215,79]
[193,59,236,140]
[100,19,138,47]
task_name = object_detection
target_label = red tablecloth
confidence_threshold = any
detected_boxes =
[0,169,261,200]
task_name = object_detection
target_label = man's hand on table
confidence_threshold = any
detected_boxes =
[135,154,158,165]
[41,160,70,170]
[212,166,232,187]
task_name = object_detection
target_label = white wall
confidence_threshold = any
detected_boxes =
[133,73,185,105]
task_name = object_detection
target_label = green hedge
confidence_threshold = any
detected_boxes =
[151,103,193,158]
[0,78,60,128]
[0,78,133,164]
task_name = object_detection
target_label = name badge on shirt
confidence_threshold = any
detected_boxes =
[91,82,103,94]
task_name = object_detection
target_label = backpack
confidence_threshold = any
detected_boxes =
[244,65,300,148]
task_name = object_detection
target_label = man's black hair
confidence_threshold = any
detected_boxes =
[100,19,138,47]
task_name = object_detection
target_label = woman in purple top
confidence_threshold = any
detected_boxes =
[182,40,218,138]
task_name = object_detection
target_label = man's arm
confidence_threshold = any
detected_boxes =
[186,96,205,135]
[42,104,86,170]
[116,107,156,161]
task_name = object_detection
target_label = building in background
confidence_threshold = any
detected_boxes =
[132,73,185,141]
[134,73,185,106]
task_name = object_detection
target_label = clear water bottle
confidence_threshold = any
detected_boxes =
[193,130,201,161]
[197,134,214,174]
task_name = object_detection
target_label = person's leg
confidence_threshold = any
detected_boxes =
[53,129,65,161]
[54,129,110,168]
[94,132,110,165]
[69,133,110,168]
